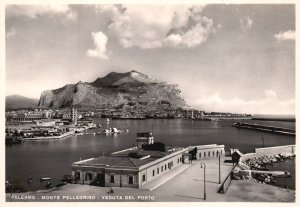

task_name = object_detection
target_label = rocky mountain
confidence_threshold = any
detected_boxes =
[6,95,39,109]
[38,70,188,110]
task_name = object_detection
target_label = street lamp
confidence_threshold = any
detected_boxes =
[8,176,13,202]
[120,170,122,188]
[218,152,221,184]
[200,162,206,200]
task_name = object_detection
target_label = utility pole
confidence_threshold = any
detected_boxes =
[120,170,122,188]
[200,163,206,200]
[218,152,221,184]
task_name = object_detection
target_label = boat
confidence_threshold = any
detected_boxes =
[102,129,111,134]
[27,178,33,184]
[60,175,72,183]
[98,124,102,128]
[46,182,54,188]
[40,177,52,182]
[102,128,121,134]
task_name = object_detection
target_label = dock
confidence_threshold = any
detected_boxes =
[232,123,295,136]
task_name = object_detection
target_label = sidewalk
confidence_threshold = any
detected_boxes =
[140,163,191,191]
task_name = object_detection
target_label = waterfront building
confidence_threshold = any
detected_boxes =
[189,144,225,160]
[71,134,189,188]
[5,109,52,123]
[34,119,56,127]
[71,107,78,125]
[71,132,226,188]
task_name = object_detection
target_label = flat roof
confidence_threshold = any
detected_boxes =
[81,156,158,168]
[35,119,56,122]
[74,148,181,168]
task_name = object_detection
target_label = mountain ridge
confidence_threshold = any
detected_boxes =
[38,70,189,110]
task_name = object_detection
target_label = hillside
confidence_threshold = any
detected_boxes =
[38,70,188,110]
[6,95,39,109]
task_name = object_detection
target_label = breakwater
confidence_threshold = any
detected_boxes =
[20,131,75,140]
[233,122,295,136]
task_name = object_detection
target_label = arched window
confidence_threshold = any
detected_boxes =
[208,151,210,157]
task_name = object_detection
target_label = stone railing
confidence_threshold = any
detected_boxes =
[218,164,238,194]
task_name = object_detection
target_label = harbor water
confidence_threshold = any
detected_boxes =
[6,118,295,191]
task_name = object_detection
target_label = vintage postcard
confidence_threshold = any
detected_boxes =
[2,0,297,206]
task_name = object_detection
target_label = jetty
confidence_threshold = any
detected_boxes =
[232,122,295,136]
[20,131,75,140]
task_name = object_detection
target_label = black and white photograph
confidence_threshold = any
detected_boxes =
[2,1,297,204]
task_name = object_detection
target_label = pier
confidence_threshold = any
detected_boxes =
[232,123,295,136]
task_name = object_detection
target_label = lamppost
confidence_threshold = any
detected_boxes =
[200,162,206,200]
[218,152,221,184]
[8,176,13,202]
[120,170,122,188]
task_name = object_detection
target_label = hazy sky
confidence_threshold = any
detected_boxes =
[5,4,295,114]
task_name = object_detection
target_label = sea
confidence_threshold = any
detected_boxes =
[5,115,296,191]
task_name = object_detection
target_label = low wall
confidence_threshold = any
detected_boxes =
[255,145,295,155]
[218,164,238,194]
[240,145,295,162]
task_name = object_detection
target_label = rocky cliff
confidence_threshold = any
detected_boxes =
[38,70,188,110]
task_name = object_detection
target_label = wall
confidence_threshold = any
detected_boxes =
[138,151,185,187]
[240,145,295,162]
[195,145,225,159]
[104,172,139,188]
[218,164,238,194]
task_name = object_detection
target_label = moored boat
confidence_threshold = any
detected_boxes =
[40,177,52,182]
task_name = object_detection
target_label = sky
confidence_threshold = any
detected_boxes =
[5,4,295,114]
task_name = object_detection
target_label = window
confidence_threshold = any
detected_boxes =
[157,168,159,174]
[213,151,215,156]
[161,166,163,172]
[199,153,201,158]
[110,175,115,183]
[204,152,206,157]
[142,174,146,182]
[87,173,93,180]
[208,151,210,157]
[75,172,80,180]
[129,176,133,184]
[165,164,167,170]
[153,170,155,176]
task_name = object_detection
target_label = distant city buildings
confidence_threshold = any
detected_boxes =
[71,107,78,125]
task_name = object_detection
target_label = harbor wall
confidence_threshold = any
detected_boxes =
[240,145,295,162]
[21,131,75,140]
